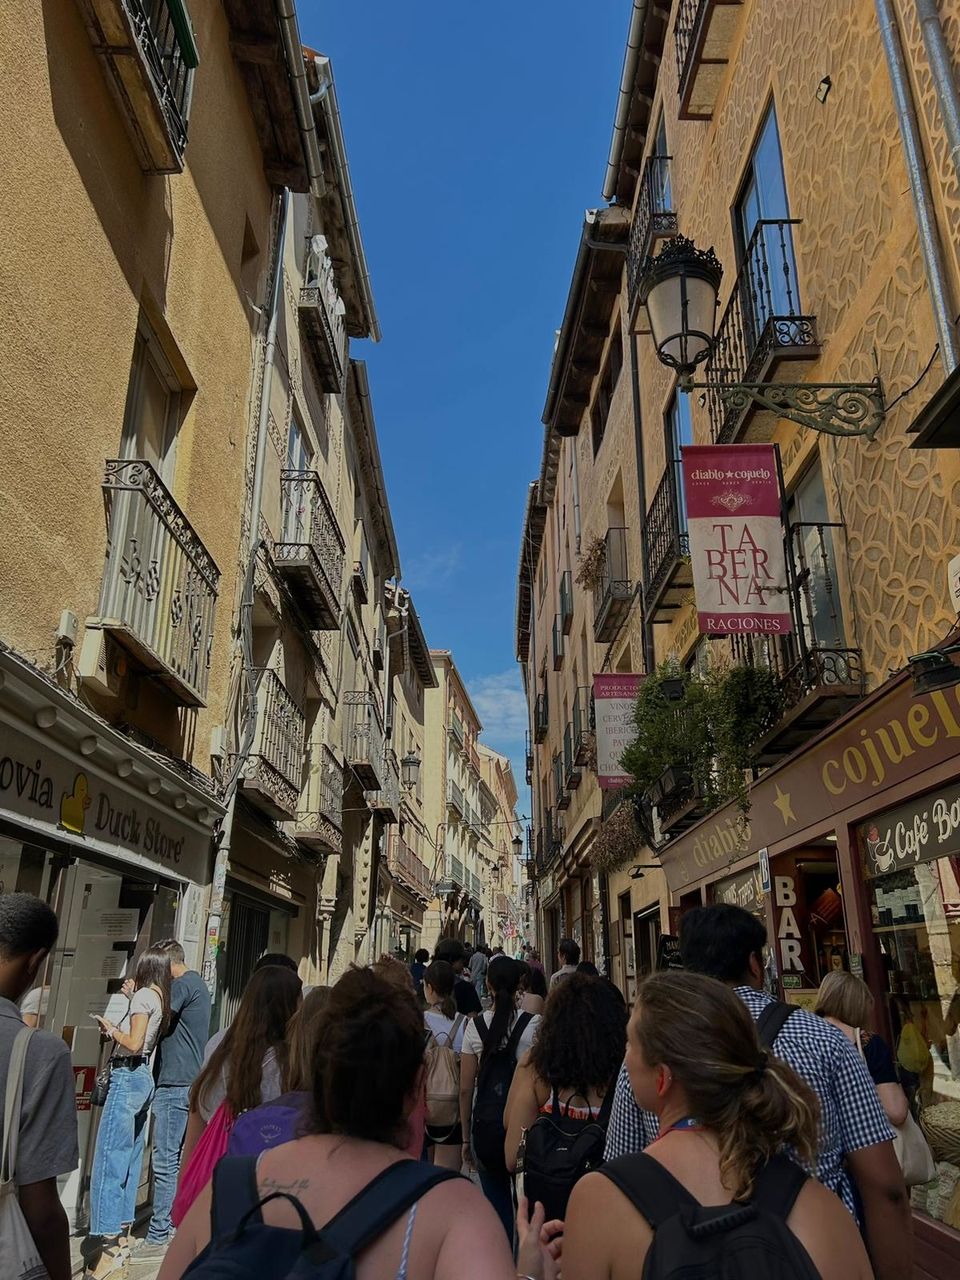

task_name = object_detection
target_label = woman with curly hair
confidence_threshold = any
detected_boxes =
[505,972,625,1217]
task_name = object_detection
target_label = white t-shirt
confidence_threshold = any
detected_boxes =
[198,1039,283,1122]
[115,987,163,1058]
[424,1009,467,1053]
[461,1010,540,1062]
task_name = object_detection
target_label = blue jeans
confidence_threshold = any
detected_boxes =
[90,1062,154,1236]
[146,1085,190,1242]
[478,1166,514,1243]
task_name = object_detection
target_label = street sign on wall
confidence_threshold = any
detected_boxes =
[593,673,642,789]
[681,444,792,636]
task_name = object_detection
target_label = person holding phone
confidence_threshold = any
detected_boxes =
[85,947,171,1280]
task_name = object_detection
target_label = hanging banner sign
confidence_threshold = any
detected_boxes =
[593,673,643,790]
[681,444,792,636]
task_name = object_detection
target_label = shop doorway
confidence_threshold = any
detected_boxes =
[770,845,846,1004]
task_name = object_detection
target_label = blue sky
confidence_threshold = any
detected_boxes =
[300,2,628,808]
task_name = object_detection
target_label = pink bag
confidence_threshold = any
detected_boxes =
[171,1102,232,1227]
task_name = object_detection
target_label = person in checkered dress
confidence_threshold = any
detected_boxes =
[604,905,911,1280]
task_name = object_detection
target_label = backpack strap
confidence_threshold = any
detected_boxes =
[599,1152,699,1229]
[597,1083,615,1126]
[505,1012,533,1057]
[750,1154,808,1219]
[319,1160,460,1257]
[450,1013,466,1046]
[756,1000,796,1049]
[211,1156,265,1242]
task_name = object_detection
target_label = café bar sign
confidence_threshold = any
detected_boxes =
[681,444,792,636]
[859,780,960,879]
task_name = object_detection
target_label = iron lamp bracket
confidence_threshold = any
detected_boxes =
[680,376,885,439]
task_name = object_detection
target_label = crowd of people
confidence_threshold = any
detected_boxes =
[0,892,922,1279]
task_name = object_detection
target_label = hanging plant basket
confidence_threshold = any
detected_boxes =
[591,800,643,875]
[576,534,607,590]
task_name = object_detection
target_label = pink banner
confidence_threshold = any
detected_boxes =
[681,444,792,636]
[593,673,643,790]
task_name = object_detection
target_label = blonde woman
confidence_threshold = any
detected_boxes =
[815,971,908,1127]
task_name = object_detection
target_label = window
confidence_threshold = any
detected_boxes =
[665,392,693,530]
[787,462,845,651]
[591,322,623,457]
[653,113,671,209]
[121,320,181,480]
[282,414,313,542]
[735,104,797,341]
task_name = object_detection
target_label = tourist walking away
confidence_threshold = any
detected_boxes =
[516,960,547,1015]
[227,986,331,1158]
[434,937,482,1015]
[604,905,910,1280]
[87,945,171,1279]
[460,955,539,1239]
[157,966,518,1280]
[174,964,301,1224]
[469,944,489,1000]
[520,970,873,1280]
[422,959,467,1169]
[505,972,625,1219]
[410,947,430,999]
[549,937,580,988]
[202,952,299,1061]
[0,893,77,1280]
[136,939,211,1258]
[815,971,934,1186]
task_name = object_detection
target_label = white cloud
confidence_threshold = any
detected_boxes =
[468,668,529,745]
[404,544,462,590]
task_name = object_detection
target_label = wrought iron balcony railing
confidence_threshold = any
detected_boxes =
[368,751,401,822]
[572,686,593,765]
[564,722,582,790]
[525,731,533,786]
[559,569,574,634]
[275,470,345,630]
[295,750,344,856]
[79,0,198,172]
[450,715,465,749]
[91,459,219,707]
[447,779,465,818]
[351,559,369,604]
[675,0,743,121]
[239,669,306,821]
[534,692,549,743]
[343,690,384,790]
[299,242,348,393]
[552,614,565,671]
[388,831,432,899]
[643,463,692,622]
[628,155,677,312]
[554,752,569,812]
[706,220,819,444]
[593,527,633,642]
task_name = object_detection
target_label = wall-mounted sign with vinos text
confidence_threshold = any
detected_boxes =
[593,673,643,790]
[682,443,792,636]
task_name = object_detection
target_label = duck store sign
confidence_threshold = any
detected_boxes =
[859,780,960,879]
[0,721,205,876]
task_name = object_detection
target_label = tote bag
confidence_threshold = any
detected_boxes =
[0,1026,49,1280]
[171,1101,232,1227]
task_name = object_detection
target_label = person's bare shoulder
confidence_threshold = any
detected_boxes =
[432,1178,515,1279]
[788,1178,873,1280]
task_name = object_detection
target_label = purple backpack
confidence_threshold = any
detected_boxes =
[226,1091,308,1157]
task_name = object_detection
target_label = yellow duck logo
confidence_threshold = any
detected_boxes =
[60,773,91,835]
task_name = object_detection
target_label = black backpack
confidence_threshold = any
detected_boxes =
[518,1087,614,1221]
[471,1011,533,1172]
[600,1151,820,1280]
[183,1156,459,1280]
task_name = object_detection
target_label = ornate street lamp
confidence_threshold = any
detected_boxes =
[635,236,885,439]
[511,833,523,859]
[400,751,421,790]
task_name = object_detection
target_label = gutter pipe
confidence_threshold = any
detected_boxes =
[916,0,960,196]
[275,0,325,198]
[875,0,959,370]
[603,1,649,202]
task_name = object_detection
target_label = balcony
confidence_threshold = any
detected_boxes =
[87,459,219,707]
[239,670,306,821]
[706,220,820,445]
[343,690,384,790]
[731,522,864,766]
[78,0,197,172]
[564,723,582,791]
[274,471,345,630]
[299,244,347,393]
[675,0,743,121]
[552,615,565,671]
[525,731,533,787]
[295,752,343,856]
[648,765,712,837]
[368,751,401,822]
[534,693,549,744]
[372,617,386,671]
[643,463,692,622]
[628,155,678,317]
[449,715,465,750]
[351,559,368,605]
[447,779,465,819]
[572,686,593,766]
[387,832,432,901]
[554,753,570,812]
[560,570,574,634]
[593,527,633,642]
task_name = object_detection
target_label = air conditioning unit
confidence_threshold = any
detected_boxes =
[77,627,130,701]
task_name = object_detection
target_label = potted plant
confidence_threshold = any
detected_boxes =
[591,799,643,875]
[575,534,608,591]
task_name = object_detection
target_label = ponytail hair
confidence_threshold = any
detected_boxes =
[634,971,819,1199]
[423,960,457,1019]
[482,955,522,1062]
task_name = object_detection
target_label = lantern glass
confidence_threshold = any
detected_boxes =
[637,236,723,375]
[400,752,421,789]
[512,834,523,859]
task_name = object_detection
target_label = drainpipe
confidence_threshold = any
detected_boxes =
[916,0,960,204]
[275,0,325,198]
[202,189,290,995]
[875,0,959,370]
[602,1,650,202]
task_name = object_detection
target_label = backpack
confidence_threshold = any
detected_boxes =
[517,1087,614,1221]
[228,1094,308,1157]
[600,1151,820,1280]
[423,1015,466,1130]
[470,1012,532,1173]
[184,1155,459,1280]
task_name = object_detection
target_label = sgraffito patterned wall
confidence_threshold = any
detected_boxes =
[638,0,960,684]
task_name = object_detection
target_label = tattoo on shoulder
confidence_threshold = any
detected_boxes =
[262,1174,311,1196]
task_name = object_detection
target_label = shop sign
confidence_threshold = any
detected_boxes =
[759,847,771,895]
[0,718,210,882]
[681,444,792,636]
[858,778,960,878]
[73,1066,95,1112]
[656,934,683,971]
[593,674,643,789]
[714,865,766,916]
